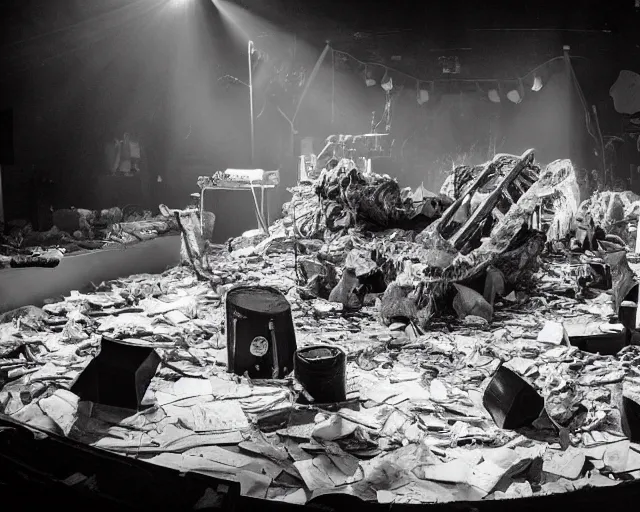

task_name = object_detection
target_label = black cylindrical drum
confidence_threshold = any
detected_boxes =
[225,286,297,379]
[294,345,347,403]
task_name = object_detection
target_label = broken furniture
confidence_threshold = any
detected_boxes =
[197,169,280,235]
[225,285,297,379]
[70,337,161,410]
[431,149,538,250]
[400,157,578,328]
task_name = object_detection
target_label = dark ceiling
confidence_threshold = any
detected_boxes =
[0,0,636,99]
[235,0,636,34]
[0,0,636,50]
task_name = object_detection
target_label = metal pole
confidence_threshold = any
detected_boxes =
[248,40,255,166]
[292,42,331,126]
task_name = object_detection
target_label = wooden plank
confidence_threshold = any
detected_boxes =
[450,149,535,250]
[435,159,500,234]
[512,178,527,195]
[502,188,517,205]
[519,174,536,187]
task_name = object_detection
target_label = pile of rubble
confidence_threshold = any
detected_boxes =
[226,151,581,331]
[0,206,179,269]
[3,152,640,504]
[576,190,640,250]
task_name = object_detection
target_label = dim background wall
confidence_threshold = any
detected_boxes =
[0,0,637,241]
[295,31,612,193]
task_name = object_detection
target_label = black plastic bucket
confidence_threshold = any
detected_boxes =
[294,345,347,403]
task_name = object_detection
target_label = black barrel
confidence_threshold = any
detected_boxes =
[225,285,296,379]
[294,345,347,403]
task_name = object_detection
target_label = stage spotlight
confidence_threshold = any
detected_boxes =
[381,73,393,92]
[507,89,522,104]
[417,89,429,105]
[532,75,543,92]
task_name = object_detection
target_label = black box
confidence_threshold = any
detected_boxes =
[483,365,544,430]
[71,338,161,411]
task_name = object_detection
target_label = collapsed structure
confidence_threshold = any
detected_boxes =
[209,150,585,331]
[3,150,640,504]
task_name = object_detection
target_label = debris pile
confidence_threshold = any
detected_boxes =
[2,254,640,503]
[575,191,640,250]
[2,150,640,505]
[221,151,580,331]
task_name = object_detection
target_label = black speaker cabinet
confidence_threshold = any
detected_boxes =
[483,365,544,430]
[71,338,161,411]
[225,286,297,379]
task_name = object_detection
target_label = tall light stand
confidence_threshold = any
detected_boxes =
[248,40,255,166]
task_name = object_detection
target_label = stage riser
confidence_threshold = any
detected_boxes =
[0,235,181,314]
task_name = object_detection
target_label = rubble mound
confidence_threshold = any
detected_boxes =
[578,190,640,247]
[200,152,580,331]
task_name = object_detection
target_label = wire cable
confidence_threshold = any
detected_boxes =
[332,49,587,86]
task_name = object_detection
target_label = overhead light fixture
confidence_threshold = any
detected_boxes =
[417,89,430,105]
[364,65,376,87]
[507,89,522,104]
[381,73,393,92]
[532,75,543,92]
[488,89,500,103]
